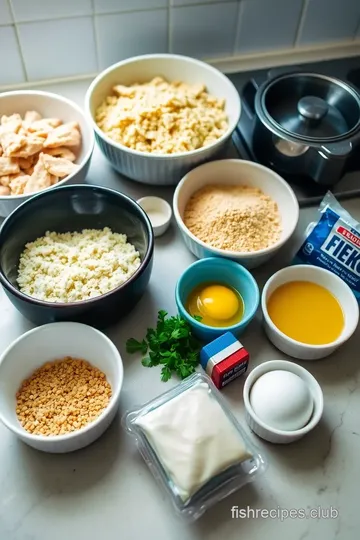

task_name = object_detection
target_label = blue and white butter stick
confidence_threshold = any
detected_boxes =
[200,332,249,389]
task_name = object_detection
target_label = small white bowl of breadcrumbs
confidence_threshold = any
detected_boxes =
[0,322,123,453]
[173,159,299,269]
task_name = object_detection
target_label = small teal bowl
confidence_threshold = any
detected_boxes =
[175,257,260,342]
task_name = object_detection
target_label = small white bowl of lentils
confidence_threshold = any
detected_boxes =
[0,322,123,453]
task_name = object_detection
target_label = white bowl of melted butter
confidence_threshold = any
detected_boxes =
[261,264,359,360]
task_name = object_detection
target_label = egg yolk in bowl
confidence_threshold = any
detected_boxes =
[186,283,244,327]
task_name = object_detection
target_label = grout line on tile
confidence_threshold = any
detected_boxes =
[0,72,98,92]
[354,15,360,40]
[171,0,235,7]
[207,39,360,73]
[91,0,100,71]
[233,0,245,55]
[5,11,96,25]
[6,8,167,25]
[171,0,237,9]
[7,1,28,81]
[88,6,168,19]
[168,0,172,53]
[294,0,309,47]
[4,2,237,25]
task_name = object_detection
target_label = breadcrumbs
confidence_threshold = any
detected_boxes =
[183,185,282,252]
[17,227,141,303]
[95,76,228,154]
[16,357,112,436]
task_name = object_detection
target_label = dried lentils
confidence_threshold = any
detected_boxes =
[183,185,282,252]
[16,357,112,436]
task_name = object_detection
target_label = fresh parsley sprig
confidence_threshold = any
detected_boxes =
[126,310,201,382]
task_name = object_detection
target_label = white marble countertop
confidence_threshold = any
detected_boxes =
[0,80,359,540]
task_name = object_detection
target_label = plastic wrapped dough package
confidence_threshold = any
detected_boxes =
[123,373,267,521]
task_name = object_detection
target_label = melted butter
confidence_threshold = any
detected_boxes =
[267,281,344,345]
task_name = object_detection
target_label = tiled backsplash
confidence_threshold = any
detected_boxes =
[0,0,360,86]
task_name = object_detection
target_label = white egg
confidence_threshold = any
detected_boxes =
[249,370,314,431]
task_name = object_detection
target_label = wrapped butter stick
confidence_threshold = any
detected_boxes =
[293,192,360,302]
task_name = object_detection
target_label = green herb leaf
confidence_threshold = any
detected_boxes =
[127,310,201,382]
[141,356,152,367]
[161,366,172,382]
[126,338,148,355]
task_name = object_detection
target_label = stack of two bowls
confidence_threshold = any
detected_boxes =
[0,184,155,453]
[243,264,358,445]
[173,158,300,343]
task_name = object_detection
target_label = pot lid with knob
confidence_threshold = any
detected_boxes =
[255,72,360,145]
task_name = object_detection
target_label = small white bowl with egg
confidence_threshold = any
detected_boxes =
[0,90,94,217]
[173,159,299,269]
[243,360,324,444]
[85,54,241,185]
[262,265,359,360]
[0,322,123,453]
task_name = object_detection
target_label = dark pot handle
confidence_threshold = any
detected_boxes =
[320,140,353,159]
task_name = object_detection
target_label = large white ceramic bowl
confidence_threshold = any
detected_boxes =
[85,54,241,186]
[173,159,299,269]
[0,90,94,217]
[262,265,359,360]
[0,322,123,453]
[243,360,324,444]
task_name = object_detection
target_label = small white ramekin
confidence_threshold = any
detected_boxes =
[0,322,123,453]
[262,264,359,360]
[137,196,172,237]
[85,54,241,186]
[243,360,324,444]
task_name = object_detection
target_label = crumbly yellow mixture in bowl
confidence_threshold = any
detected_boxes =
[95,77,228,154]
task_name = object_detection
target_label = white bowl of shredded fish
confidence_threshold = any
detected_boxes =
[0,90,94,217]
[173,159,299,269]
[85,54,241,186]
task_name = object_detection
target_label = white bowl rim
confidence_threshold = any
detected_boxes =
[173,159,300,257]
[0,89,95,201]
[0,322,123,442]
[137,196,172,225]
[84,53,241,160]
[243,359,324,437]
[261,264,360,350]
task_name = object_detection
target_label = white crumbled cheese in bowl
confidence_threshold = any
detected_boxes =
[17,227,141,303]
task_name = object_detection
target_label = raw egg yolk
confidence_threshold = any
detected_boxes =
[198,285,239,321]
